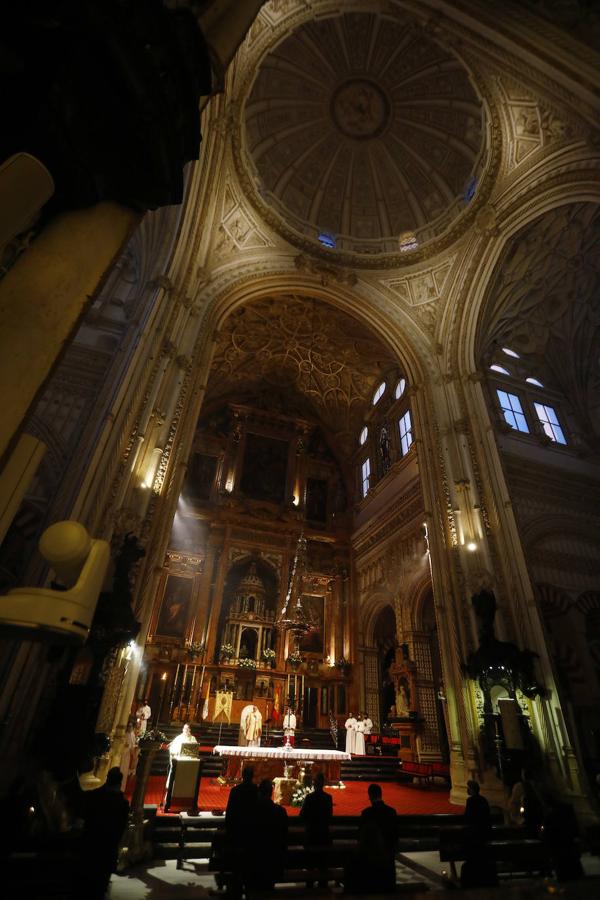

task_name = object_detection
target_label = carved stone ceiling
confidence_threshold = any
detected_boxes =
[243,10,484,257]
[479,202,600,443]
[206,296,397,449]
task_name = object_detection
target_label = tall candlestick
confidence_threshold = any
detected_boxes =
[167,663,181,722]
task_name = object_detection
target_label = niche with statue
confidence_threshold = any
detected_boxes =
[388,644,421,761]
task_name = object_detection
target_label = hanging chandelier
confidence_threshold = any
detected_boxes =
[276,532,314,661]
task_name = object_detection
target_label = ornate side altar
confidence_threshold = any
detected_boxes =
[213,744,350,782]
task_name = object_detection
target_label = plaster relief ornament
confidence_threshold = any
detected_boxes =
[480,202,600,444]
[238,8,493,263]
[206,295,396,452]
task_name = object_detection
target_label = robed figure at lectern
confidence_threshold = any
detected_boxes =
[164,724,199,812]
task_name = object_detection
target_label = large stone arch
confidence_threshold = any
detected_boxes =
[452,179,600,376]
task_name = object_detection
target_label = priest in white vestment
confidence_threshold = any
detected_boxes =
[169,723,198,758]
[363,714,374,734]
[243,705,262,747]
[119,722,138,790]
[136,699,151,736]
[345,714,357,754]
[164,724,198,809]
[355,716,366,755]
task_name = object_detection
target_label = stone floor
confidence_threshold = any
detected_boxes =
[109,857,438,898]
[108,853,600,899]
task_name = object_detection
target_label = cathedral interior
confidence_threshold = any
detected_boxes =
[1,0,600,856]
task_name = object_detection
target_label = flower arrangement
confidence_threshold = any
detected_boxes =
[335,657,351,673]
[219,643,235,659]
[287,651,303,669]
[291,784,313,807]
[188,641,206,659]
[139,728,167,745]
[238,657,257,669]
[263,648,276,661]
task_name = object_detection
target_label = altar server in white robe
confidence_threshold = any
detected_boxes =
[345,713,357,754]
[363,714,374,735]
[355,716,366,756]
[283,707,297,746]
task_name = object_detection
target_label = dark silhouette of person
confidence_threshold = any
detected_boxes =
[460,780,497,888]
[464,779,491,839]
[541,792,583,881]
[358,784,398,893]
[78,766,129,899]
[521,770,545,837]
[225,765,258,897]
[299,771,333,888]
[351,783,398,893]
[249,778,288,890]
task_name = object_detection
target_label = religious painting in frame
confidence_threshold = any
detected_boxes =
[240,433,289,503]
[155,573,194,640]
[320,686,328,715]
[298,594,324,654]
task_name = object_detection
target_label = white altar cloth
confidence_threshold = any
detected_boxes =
[213,744,351,762]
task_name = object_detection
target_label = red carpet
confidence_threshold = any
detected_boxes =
[130,775,462,817]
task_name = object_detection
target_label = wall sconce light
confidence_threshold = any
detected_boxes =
[161,671,167,681]
[466,542,477,552]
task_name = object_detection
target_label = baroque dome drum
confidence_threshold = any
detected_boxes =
[242,10,487,260]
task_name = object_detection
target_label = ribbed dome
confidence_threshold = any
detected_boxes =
[243,12,484,256]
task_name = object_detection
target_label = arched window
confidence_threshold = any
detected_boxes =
[526,377,544,388]
[502,347,520,358]
[359,426,368,446]
[490,364,510,375]
[372,381,386,405]
[395,378,406,400]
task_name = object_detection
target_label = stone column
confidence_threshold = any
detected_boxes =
[125,737,163,863]
[0,203,139,459]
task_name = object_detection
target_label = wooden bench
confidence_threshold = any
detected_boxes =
[439,828,552,878]
[207,826,357,889]
[400,761,432,785]
[430,762,451,784]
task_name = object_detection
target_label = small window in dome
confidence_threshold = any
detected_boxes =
[399,232,418,252]
[502,347,520,358]
[490,364,510,375]
[464,176,477,203]
[526,377,544,388]
[395,378,406,400]
[372,381,386,405]
[359,426,368,446]
[318,231,336,249]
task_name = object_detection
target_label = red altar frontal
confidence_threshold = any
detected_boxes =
[213,744,351,783]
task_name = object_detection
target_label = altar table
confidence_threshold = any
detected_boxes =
[213,744,351,783]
